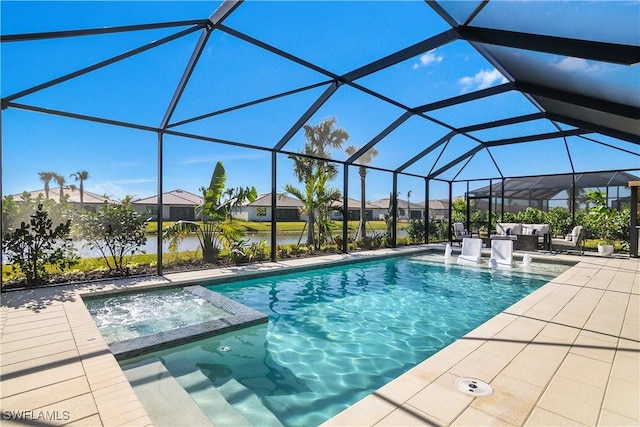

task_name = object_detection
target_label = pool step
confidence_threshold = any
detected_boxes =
[171,369,252,427]
[162,356,283,427]
[217,378,283,427]
[121,358,214,427]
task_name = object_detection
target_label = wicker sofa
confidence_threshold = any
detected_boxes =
[490,222,550,250]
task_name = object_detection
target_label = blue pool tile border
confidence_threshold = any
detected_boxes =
[104,285,268,360]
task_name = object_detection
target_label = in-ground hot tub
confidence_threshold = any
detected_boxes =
[83,285,268,359]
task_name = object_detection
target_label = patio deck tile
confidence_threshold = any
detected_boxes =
[536,374,605,425]
[470,374,543,426]
[569,330,617,363]
[405,372,475,425]
[0,330,74,353]
[33,393,99,426]
[319,392,400,427]
[375,405,442,427]
[525,407,589,426]
[3,308,66,325]
[0,376,91,410]
[451,406,511,426]
[598,409,640,426]
[2,248,638,427]
[554,352,611,388]
[463,312,516,338]
[1,338,78,365]
[601,376,640,421]
[498,349,564,388]
[492,315,546,341]
[1,358,86,397]
[1,316,71,334]
[63,415,104,426]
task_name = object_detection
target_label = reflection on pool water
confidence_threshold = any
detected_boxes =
[119,254,571,427]
[85,288,232,344]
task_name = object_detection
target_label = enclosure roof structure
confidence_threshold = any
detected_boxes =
[467,171,640,201]
[1,0,638,186]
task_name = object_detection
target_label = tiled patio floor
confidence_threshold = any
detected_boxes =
[1,247,638,426]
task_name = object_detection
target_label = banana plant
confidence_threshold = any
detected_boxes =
[163,161,257,263]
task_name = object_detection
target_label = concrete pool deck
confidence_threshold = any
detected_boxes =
[1,246,638,426]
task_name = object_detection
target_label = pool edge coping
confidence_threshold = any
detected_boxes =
[3,245,632,427]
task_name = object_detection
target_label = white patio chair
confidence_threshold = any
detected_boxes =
[452,222,471,245]
[551,226,584,254]
[490,239,513,267]
[457,237,482,264]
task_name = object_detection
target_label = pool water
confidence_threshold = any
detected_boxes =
[120,255,570,427]
[85,287,232,344]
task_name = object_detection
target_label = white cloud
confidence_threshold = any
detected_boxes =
[552,57,600,74]
[458,68,508,92]
[412,50,443,70]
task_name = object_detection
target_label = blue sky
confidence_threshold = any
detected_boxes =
[2,1,638,204]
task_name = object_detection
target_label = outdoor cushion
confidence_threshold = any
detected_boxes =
[496,223,522,236]
[571,226,582,238]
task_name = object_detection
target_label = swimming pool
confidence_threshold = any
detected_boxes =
[119,254,570,427]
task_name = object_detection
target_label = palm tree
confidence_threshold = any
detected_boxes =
[288,117,349,246]
[38,171,55,200]
[283,166,341,249]
[70,170,89,210]
[407,190,412,220]
[53,173,66,202]
[345,145,378,241]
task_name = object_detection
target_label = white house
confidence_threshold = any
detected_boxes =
[133,189,203,221]
[328,198,381,221]
[369,198,423,220]
[10,186,112,212]
[369,198,450,220]
[426,199,449,220]
[233,193,304,222]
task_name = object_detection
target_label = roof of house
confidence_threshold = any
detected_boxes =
[133,189,203,206]
[371,198,447,210]
[428,199,449,210]
[369,198,420,209]
[13,187,112,204]
[245,193,304,208]
[329,197,380,210]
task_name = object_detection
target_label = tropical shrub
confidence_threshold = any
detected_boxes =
[76,198,149,273]
[227,238,268,265]
[585,190,616,244]
[406,219,426,244]
[2,204,78,286]
[2,192,72,232]
[427,218,448,242]
[545,207,573,236]
[519,207,547,224]
[451,198,467,223]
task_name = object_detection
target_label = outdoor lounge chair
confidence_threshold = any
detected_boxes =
[490,239,513,267]
[452,222,471,245]
[458,237,482,264]
[551,226,584,254]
